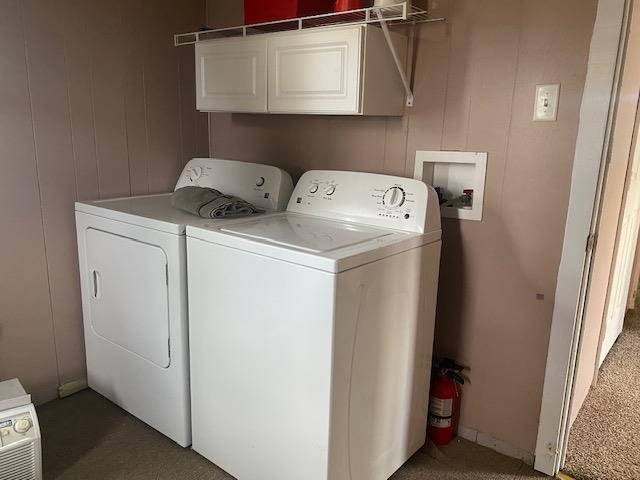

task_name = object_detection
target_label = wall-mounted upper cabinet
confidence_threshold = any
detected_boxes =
[196,37,268,113]
[195,25,407,116]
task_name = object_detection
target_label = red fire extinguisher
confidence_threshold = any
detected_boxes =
[428,358,465,445]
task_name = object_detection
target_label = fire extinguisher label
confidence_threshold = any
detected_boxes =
[429,416,452,428]
[429,397,453,417]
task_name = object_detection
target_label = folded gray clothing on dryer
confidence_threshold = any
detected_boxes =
[171,186,262,218]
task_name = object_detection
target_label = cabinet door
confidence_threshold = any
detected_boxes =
[267,27,363,114]
[196,37,267,112]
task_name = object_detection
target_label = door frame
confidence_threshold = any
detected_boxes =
[534,0,630,475]
[595,97,640,367]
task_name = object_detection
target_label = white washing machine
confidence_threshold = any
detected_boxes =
[187,170,442,480]
[75,158,293,447]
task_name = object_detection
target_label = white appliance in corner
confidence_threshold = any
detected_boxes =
[0,379,42,480]
[187,170,442,480]
[75,158,293,447]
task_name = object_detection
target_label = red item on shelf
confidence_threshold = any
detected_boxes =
[244,0,335,24]
[334,0,365,12]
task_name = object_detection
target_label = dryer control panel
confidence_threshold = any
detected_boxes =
[287,170,440,234]
[175,158,293,211]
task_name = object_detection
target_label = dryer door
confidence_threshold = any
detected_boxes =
[85,228,170,368]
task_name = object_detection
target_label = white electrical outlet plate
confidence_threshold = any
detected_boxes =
[533,84,560,121]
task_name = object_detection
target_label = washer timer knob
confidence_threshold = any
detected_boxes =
[325,185,336,196]
[255,176,265,187]
[309,183,319,194]
[383,187,405,208]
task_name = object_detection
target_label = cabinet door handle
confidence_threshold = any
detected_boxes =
[92,270,101,299]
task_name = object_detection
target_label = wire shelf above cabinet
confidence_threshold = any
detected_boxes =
[174,3,444,46]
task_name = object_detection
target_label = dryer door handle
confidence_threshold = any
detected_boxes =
[91,270,101,299]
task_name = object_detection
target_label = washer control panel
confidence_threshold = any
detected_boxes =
[0,410,36,448]
[287,170,439,234]
[175,158,294,211]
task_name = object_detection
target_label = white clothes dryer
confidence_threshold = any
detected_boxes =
[75,158,293,447]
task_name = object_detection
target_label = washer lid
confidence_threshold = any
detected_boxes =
[221,214,393,253]
[188,212,438,273]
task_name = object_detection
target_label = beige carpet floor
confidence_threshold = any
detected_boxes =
[36,390,545,480]
[564,306,640,480]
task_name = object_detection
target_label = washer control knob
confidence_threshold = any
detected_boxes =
[309,184,319,194]
[13,418,32,434]
[255,176,265,187]
[325,185,336,196]
[383,187,405,208]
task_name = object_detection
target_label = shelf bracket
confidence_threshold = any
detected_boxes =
[376,14,414,107]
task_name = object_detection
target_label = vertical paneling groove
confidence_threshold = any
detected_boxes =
[61,0,100,200]
[175,1,189,170]
[496,22,524,211]
[441,0,473,151]
[88,0,131,198]
[143,0,183,193]
[1,0,208,404]
[176,0,208,168]
[177,57,186,169]
[120,0,150,196]
[23,1,61,391]
[23,0,82,386]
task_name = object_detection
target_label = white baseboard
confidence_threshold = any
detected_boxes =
[457,424,479,442]
[457,424,535,466]
[57,378,88,399]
